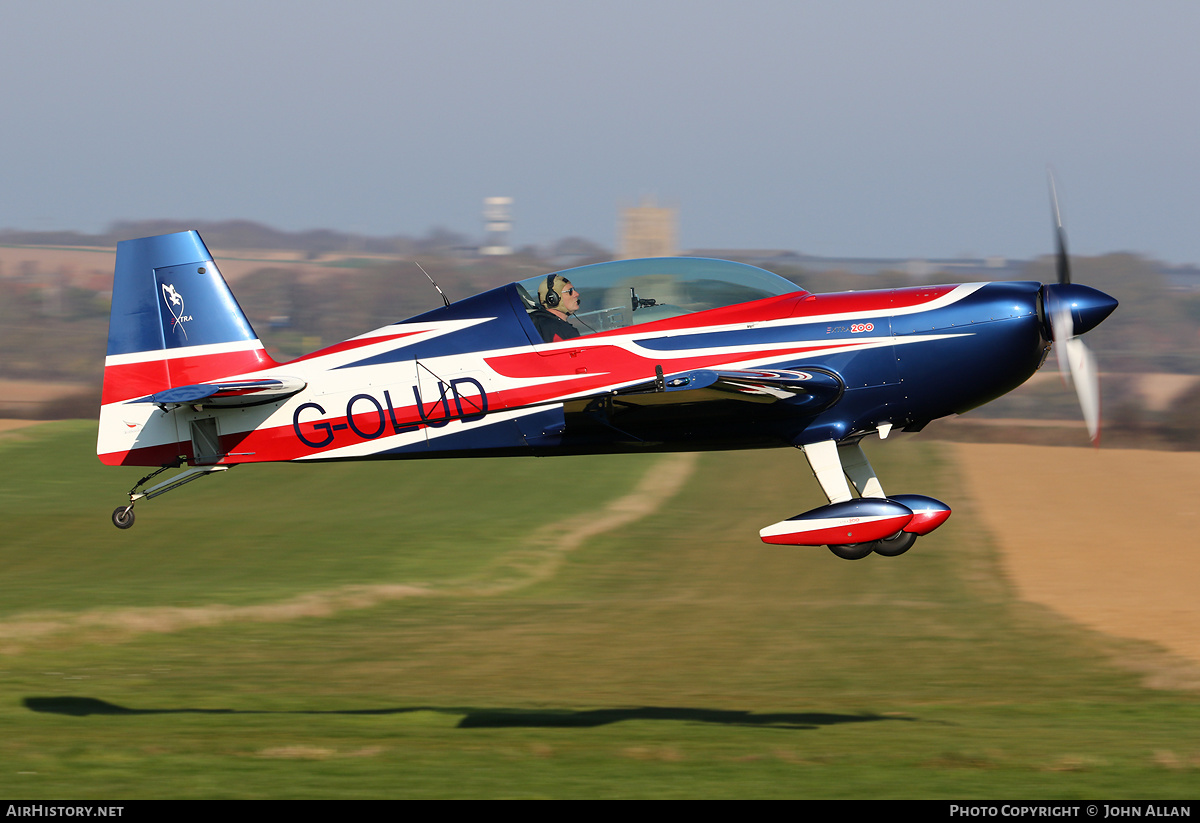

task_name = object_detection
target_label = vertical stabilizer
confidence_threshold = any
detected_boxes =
[99,231,277,465]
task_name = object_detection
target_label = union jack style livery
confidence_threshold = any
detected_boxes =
[99,227,1116,559]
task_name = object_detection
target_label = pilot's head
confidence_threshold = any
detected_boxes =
[539,275,580,316]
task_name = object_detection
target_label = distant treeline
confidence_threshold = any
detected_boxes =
[0,220,476,257]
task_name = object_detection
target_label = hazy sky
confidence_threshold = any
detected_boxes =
[2,1,1197,263]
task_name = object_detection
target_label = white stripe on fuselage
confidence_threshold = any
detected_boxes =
[104,338,268,366]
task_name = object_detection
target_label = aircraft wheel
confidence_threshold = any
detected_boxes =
[112,506,135,530]
[873,531,917,557]
[828,542,877,560]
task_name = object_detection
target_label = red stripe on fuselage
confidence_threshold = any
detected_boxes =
[485,341,862,385]
[790,285,957,319]
[101,348,277,405]
[99,439,190,467]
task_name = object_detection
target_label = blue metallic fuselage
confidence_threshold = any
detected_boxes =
[100,236,1116,468]
[379,280,1057,457]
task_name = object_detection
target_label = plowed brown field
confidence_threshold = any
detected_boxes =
[954,443,1200,665]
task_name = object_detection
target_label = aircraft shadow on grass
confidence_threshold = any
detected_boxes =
[25,697,913,731]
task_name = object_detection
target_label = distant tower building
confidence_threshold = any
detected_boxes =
[481,196,513,256]
[618,197,677,259]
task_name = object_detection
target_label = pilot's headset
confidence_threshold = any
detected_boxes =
[541,275,565,310]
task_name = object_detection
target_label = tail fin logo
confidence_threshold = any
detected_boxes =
[161,283,193,338]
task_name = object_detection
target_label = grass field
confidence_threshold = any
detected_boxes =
[1,422,1197,798]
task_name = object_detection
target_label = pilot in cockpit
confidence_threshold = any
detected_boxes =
[531,275,582,343]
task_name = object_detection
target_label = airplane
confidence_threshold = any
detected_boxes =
[97,194,1117,560]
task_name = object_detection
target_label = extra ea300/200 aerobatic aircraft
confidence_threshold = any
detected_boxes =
[98,196,1117,560]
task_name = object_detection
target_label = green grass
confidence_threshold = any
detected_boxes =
[0,422,659,611]
[0,421,1197,798]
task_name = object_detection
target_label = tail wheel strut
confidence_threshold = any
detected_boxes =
[110,460,231,529]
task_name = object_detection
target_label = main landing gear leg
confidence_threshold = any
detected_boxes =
[110,459,231,529]
[800,439,854,504]
[838,441,885,499]
[797,439,915,559]
[799,439,886,502]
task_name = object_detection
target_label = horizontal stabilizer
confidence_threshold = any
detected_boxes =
[130,377,307,409]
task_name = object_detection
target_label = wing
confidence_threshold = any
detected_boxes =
[562,367,844,414]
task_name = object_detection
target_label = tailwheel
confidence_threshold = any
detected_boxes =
[873,530,917,557]
[828,541,878,560]
[112,506,135,530]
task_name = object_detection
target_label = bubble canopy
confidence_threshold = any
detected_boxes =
[517,257,805,336]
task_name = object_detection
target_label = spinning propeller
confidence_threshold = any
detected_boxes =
[1039,174,1118,444]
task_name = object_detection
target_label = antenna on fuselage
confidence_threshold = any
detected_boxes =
[415,261,451,307]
